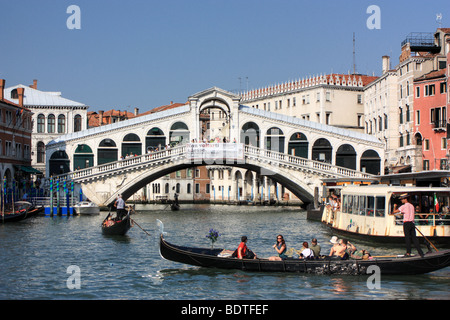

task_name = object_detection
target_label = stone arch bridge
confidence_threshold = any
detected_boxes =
[47,87,384,207]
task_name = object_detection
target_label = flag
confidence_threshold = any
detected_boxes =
[434,194,439,212]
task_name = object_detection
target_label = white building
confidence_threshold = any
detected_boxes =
[4,80,89,175]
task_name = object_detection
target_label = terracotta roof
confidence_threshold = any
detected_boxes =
[414,68,446,82]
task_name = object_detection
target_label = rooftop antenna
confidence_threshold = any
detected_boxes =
[352,32,356,75]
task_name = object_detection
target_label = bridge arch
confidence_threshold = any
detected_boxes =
[360,149,381,175]
[241,122,260,147]
[122,133,142,157]
[73,144,94,170]
[169,121,189,146]
[335,144,357,170]
[49,150,70,176]
[265,127,285,153]
[312,138,332,163]
[287,132,308,158]
[98,138,118,165]
[146,127,166,151]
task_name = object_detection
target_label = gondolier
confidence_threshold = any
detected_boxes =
[391,193,425,258]
[114,194,126,219]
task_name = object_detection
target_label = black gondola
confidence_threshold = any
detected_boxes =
[1,201,42,223]
[170,203,180,211]
[159,234,450,275]
[102,211,132,236]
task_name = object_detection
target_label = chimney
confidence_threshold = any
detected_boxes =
[382,56,390,74]
[134,107,139,116]
[29,79,37,89]
[0,79,5,101]
[17,87,24,108]
[99,110,104,126]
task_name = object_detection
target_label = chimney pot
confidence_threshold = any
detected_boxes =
[17,87,25,108]
[134,107,139,116]
[99,110,104,126]
[0,79,5,101]
[382,55,390,74]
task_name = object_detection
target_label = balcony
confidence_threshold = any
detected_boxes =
[401,32,441,53]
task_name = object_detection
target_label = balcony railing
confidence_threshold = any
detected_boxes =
[432,120,447,130]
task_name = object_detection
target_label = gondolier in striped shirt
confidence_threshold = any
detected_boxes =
[392,193,424,258]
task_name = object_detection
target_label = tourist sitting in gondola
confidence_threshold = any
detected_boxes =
[269,235,288,260]
[329,238,354,260]
[232,236,257,259]
[299,242,315,259]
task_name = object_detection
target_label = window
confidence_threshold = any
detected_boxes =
[47,114,55,133]
[375,197,385,217]
[416,110,420,125]
[195,183,200,193]
[384,114,388,129]
[206,184,210,194]
[37,141,45,163]
[187,183,191,194]
[326,92,331,101]
[441,82,447,94]
[424,139,430,151]
[399,134,404,147]
[357,94,362,104]
[74,114,82,132]
[442,137,447,150]
[37,114,45,133]
[57,114,66,133]
[423,160,430,170]
[425,84,435,96]
[366,196,375,217]
[399,107,403,124]
[416,86,420,98]
[406,105,410,122]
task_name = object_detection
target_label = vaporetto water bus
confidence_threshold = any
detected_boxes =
[321,185,450,245]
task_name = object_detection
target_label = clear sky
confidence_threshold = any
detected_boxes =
[1,0,449,112]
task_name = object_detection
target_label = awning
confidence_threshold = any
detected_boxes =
[14,165,43,174]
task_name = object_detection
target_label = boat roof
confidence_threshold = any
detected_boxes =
[340,184,450,195]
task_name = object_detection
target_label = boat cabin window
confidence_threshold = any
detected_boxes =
[342,194,386,218]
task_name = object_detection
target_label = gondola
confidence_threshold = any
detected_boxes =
[1,201,42,223]
[170,202,180,211]
[159,234,450,275]
[101,211,132,236]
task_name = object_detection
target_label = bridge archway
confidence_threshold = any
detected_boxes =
[170,122,189,146]
[122,133,141,157]
[49,150,70,176]
[360,150,381,175]
[265,127,285,153]
[146,127,166,151]
[98,139,118,165]
[74,144,94,170]
[241,122,260,147]
[288,132,308,158]
[335,144,357,170]
[312,138,332,163]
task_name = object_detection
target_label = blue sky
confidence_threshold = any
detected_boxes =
[1,0,449,112]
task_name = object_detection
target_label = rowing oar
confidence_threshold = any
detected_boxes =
[415,225,438,252]
[131,218,151,237]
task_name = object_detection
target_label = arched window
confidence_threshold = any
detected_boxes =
[47,114,55,133]
[57,114,66,133]
[74,114,82,132]
[37,141,45,163]
[37,114,45,133]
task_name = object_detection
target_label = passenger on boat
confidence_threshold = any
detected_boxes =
[391,193,425,258]
[329,238,351,260]
[269,235,287,260]
[310,238,321,257]
[299,242,314,259]
[233,236,257,259]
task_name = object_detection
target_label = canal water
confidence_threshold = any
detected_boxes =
[0,204,449,300]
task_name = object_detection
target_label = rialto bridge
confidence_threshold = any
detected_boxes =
[46,87,384,207]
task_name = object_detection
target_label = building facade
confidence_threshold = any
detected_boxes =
[0,79,34,190]
[4,80,89,175]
